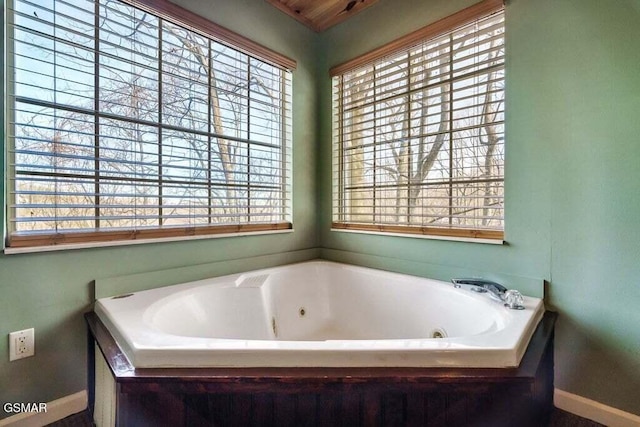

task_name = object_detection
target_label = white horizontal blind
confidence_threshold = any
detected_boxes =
[7,0,292,248]
[332,9,504,239]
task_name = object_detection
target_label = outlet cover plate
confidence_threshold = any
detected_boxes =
[9,328,35,361]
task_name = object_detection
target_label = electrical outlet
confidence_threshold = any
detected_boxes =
[9,328,35,361]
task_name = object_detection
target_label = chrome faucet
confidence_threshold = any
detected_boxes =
[451,278,525,310]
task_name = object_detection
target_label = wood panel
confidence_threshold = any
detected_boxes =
[87,311,556,426]
[331,221,504,241]
[110,387,548,426]
[264,0,380,32]
[11,222,292,249]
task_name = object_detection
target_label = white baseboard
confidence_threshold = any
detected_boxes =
[0,390,87,427]
[555,388,640,427]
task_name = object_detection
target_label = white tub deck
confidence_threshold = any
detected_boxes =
[94,260,544,368]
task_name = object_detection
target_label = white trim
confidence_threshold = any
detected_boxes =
[555,388,640,427]
[331,227,504,245]
[3,228,294,255]
[0,390,87,427]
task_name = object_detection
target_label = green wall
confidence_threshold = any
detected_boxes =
[317,0,640,416]
[0,0,318,418]
[3,0,640,420]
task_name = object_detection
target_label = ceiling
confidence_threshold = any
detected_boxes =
[264,0,380,32]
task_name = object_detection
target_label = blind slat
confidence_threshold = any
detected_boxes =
[7,0,293,248]
[330,0,503,75]
[332,7,505,238]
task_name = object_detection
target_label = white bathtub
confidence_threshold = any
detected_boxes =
[94,260,544,369]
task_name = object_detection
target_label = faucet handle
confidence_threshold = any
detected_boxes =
[503,290,525,310]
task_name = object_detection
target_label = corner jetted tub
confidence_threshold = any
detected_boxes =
[94,260,544,369]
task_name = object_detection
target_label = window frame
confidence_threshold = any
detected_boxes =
[330,0,505,242]
[5,0,296,251]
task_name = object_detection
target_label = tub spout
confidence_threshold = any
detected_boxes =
[451,278,525,310]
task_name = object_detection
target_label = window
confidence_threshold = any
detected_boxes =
[6,0,294,249]
[331,0,504,241]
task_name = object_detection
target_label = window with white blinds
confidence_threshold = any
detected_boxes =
[6,0,294,249]
[331,3,504,240]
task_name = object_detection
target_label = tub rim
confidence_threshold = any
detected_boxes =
[94,260,545,369]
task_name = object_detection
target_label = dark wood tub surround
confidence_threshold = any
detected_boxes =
[86,311,556,427]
